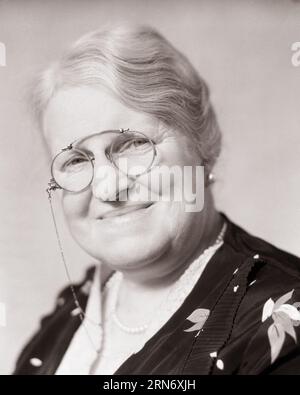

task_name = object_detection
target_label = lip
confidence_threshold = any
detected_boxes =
[96,203,154,220]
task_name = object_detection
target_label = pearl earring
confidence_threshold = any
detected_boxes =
[208,173,215,185]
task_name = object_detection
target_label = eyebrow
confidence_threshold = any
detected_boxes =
[58,127,163,156]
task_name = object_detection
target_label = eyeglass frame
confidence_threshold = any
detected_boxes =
[46,128,158,196]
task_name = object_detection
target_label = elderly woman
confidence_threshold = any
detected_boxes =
[14,25,300,375]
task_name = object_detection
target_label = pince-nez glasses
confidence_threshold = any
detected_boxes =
[46,128,157,197]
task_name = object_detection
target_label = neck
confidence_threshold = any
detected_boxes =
[118,200,223,308]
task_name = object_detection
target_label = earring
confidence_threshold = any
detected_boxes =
[207,172,215,185]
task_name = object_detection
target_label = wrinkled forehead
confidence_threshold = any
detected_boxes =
[42,86,161,157]
[67,129,122,151]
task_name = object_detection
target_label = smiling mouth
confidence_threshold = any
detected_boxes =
[97,203,154,220]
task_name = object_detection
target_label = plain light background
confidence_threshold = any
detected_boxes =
[0,0,300,375]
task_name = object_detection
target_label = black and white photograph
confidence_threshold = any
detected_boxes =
[1,0,300,377]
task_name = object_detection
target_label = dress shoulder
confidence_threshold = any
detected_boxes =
[13,265,96,375]
[217,214,300,374]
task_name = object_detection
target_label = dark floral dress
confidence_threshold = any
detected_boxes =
[14,213,300,375]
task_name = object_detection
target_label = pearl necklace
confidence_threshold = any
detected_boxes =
[105,222,227,334]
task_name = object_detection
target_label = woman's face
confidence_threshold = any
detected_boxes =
[44,86,209,281]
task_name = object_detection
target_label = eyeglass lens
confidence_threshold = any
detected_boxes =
[51,131,156,192]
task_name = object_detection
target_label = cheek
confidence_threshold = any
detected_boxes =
[168,201,201,245]
[62,192,90,223]
[167,202,188,236]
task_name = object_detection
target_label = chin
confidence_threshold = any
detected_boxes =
[73,221,172,272]
[114,232,170,266]
[68,202,181,270]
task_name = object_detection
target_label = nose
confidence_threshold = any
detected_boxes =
[91,160,133,202]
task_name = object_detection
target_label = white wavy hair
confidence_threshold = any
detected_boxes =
[31,24,222,171]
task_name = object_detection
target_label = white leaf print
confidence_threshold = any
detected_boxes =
[184,308,210,334]
[268,322,286,364]
[262,298,275,322]
[274,289,294,310]
[186,308,210,323]
[276,304,300,321]
[272,311,297,342]
[262,290,300,364]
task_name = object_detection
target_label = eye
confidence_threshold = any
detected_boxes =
[62,155,92,172]
[132,138,148,147]
[65,156,86,167]
[120,138,151,153]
